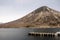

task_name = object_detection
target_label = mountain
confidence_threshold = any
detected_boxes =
[0,6,60,28]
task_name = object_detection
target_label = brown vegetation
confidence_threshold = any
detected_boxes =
[0,6,60,28]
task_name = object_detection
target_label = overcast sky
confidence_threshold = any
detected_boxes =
[0,0,60,23]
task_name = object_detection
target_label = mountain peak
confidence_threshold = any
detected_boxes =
[40,6,48,8]
[33,6,51,13]
[39,6,50,11]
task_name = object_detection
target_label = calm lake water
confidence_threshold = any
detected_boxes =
[0,28,60,40]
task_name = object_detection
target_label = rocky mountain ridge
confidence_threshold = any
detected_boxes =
[0,6,60,28]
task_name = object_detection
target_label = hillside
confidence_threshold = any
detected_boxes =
[0,6,60,28]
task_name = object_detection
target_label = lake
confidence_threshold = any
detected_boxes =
[0,28,60,40]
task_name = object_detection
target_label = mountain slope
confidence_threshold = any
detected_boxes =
[0,6,60,28]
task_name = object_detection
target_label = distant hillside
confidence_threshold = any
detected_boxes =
[0,6,60,28]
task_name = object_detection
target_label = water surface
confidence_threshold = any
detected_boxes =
[0,28,60,40]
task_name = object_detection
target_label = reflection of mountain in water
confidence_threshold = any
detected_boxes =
[0,6,60,28]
